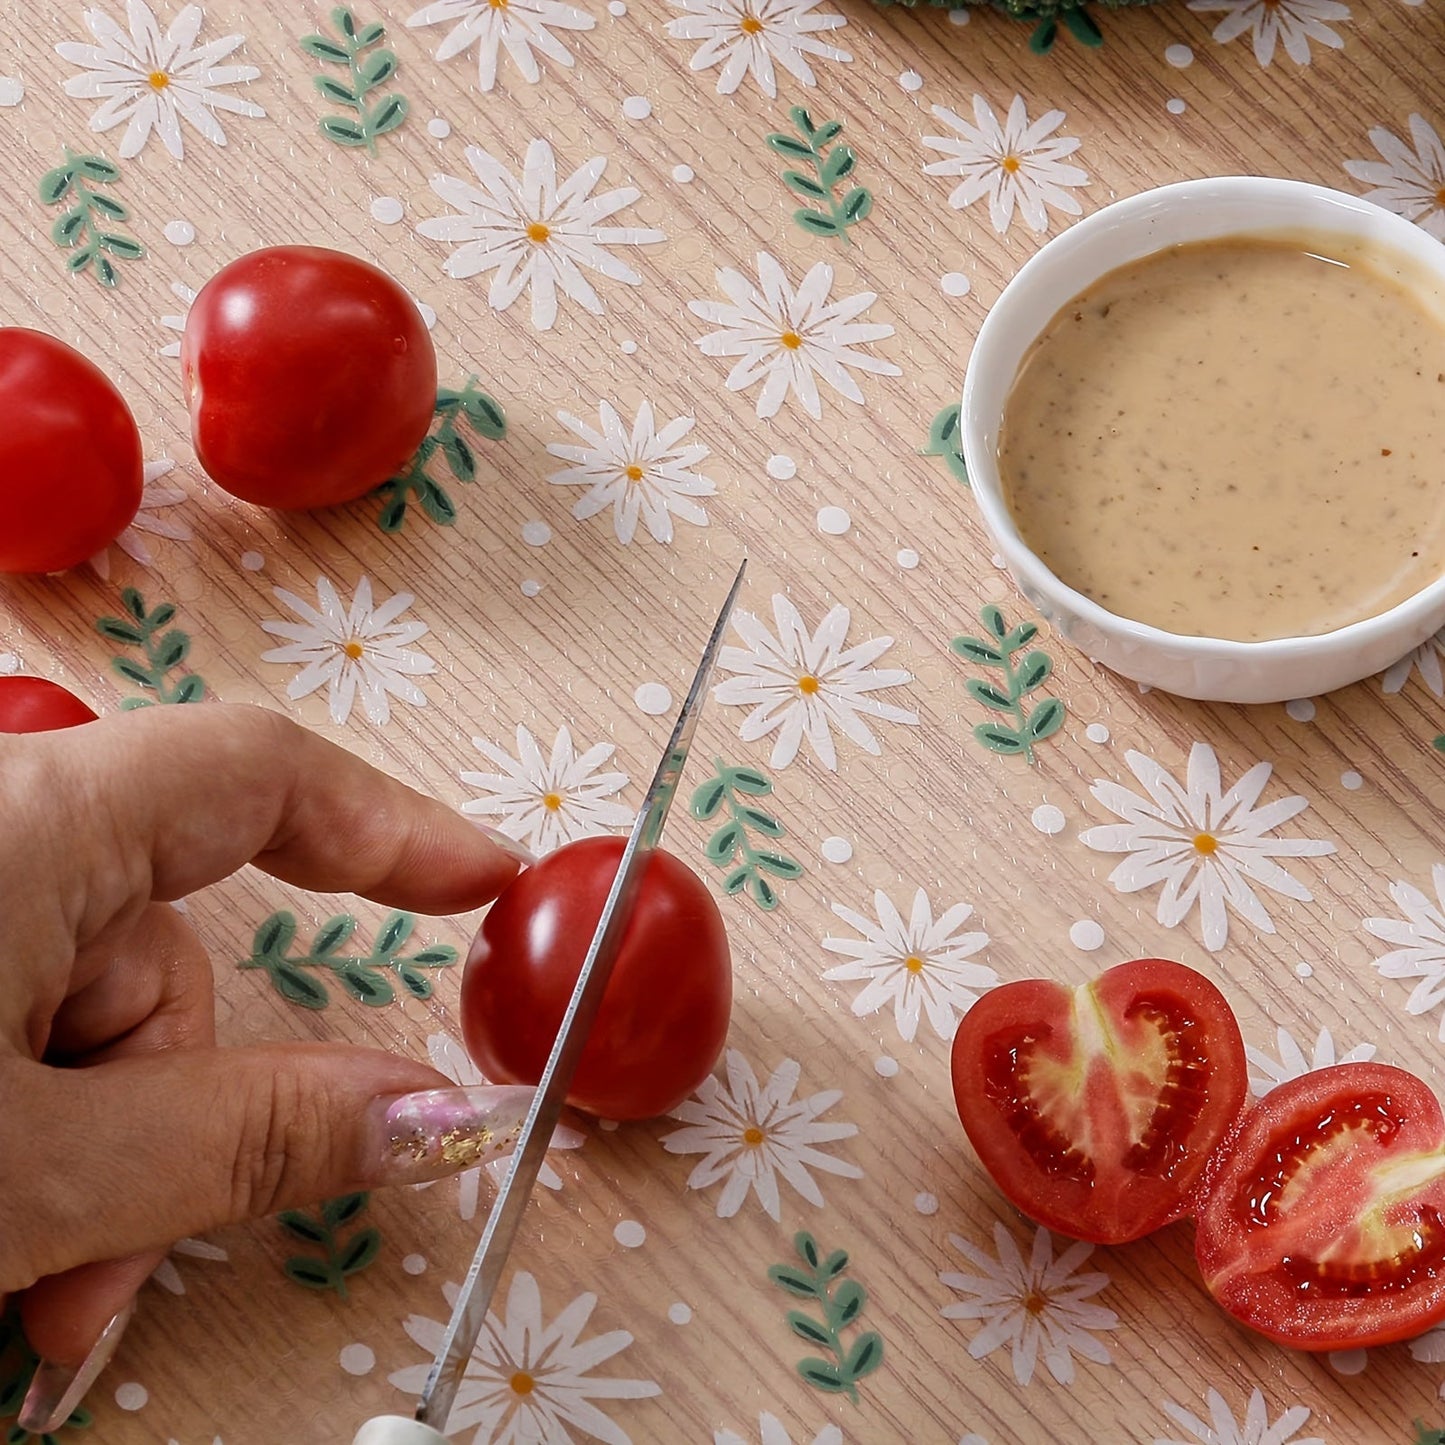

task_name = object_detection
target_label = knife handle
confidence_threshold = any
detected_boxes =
[352,1415,451,1444]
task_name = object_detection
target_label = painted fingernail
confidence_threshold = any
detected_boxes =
[369,1084,534,1183]
[469,822,537,867]
[19,1301,133,1433]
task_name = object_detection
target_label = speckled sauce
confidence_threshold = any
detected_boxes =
[998,237,1445,641]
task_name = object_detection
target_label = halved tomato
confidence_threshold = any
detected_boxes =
[1195,1061,1445,1350]
[950,957,1246,1244]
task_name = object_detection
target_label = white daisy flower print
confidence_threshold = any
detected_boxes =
[822,888,996,1043]
[1079,742,1335,953]
[259,576,435,728]
[546,401,715,545]
[391,1273,660,1444]
[716,1416,841,1445]
[56,1,266,161]
[939,1222,1117,1388]
[688,252,900,421]
[661,1050,862,1221]
[1188,0,1348,66]
[665,0,851,99]
[1246,1025,1377,1098]
[89,459,191,578]
[406,0,594,92]
[417,138,665,331]
[1409,1322,1445,1367]
[460,724,633,856]
[150,1236,228,1295]
[419,1034,583,1215]
[922,96,1088,235]
[157,279,196,357]
[713,594,918,771]
[1155,1387,1323,1445]
[1344,113,1445,241]
[1364,864,1445,1036]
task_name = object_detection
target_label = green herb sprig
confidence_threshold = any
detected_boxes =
[690,758,802,910]
[300,8,407,153]
[766,107,872,243]
[95,589,205,707]
[768,1231,884,1402]
[39,151,144,288]
[951,605,1065,761]
[374,378,507,532]
[278,1193,380,1296]
[240,910,457,1009]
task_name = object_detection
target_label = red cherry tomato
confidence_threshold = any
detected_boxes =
[180,246,436,510]
[949,957,1246,1245]
[0,329,143,574]
[0,676,98,733]
[1196,1061,1445,1350]
[460,836,732,1121]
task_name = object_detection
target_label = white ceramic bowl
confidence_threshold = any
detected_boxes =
[962,176,1445,704]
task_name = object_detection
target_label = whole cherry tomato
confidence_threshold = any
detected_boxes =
[0,676,98,732]
[1196,1060,1445,1350]
[180,246,436,510]
[0,329,143,574]
[460,835,732,1120]
[949,957,1247,1245]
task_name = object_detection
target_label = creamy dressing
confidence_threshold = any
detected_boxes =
[997,237,1445,642]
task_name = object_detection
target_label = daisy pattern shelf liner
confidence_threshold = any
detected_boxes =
[1,0,1444,1441]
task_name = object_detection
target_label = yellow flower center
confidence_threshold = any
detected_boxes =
[148,70,170,90]
[1193,832,1219,856]
[742,1125,766,1147]
[509,1371,534,1396]
[1436,185,1445,209]
[542,791,563,812]
[624,464,644,482]
[905,955,925,974]
[740,13,764,33]
[1023,1290,1048,1315]
[1001,154,1021,174]
[779,330,803,350]
[342,640,365,660]
[797,674,820,695]
[527,221,551,244]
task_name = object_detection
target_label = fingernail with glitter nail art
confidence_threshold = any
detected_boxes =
[371,1084,535,1183]
[18,1301,134,1434]
[470,822,537,867]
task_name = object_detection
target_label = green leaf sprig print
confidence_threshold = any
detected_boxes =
[95,589,205,707]
[300,8,408,153]
[951,605,1066,762]
[0,1306,93,1441]
[768,1232,884,1403]
[1414,1425,1445,1445]
[240,910,457,1009]
[277,1193,381,1296]
[39,151,143,288]
[923,403,969,486]
[766,107,873,243]
[690,758,802,910]
[373,378,507,532]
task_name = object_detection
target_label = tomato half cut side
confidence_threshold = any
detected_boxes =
[1195,1061,1445,1350]
[950,957,1247,1245]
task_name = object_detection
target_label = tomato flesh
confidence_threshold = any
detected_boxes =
[1196,1062,1445,1349]
[459,836,732,1121]
[180,246,436,510]
[0,677,98,733]
[0,329,143,574]
[951,957,1246,1244]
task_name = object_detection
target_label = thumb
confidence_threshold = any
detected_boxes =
[0,1047,533,1291]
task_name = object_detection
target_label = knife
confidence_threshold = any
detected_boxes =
[353,558,746,1444]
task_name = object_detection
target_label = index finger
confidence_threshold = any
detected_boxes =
[9,704,521,948]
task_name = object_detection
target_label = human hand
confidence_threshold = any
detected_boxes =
[0,703,533,1429]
